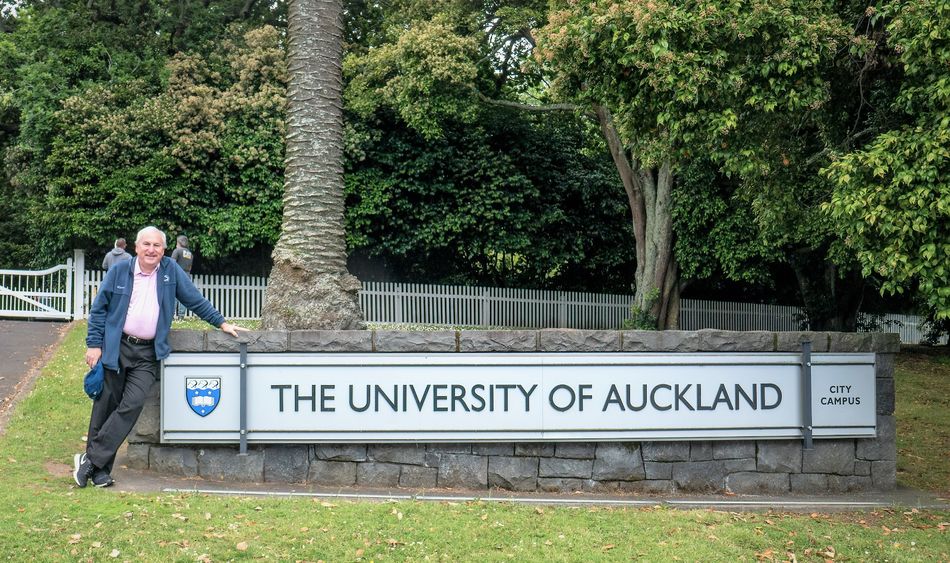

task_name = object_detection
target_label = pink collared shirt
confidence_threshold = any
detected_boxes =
[122,259,160,339]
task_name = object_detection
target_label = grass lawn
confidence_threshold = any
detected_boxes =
[0,323,947,561]
[895,346,950,495]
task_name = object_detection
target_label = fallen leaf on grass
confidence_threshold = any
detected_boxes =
[754,548,774,561]
[236,542,249,551]
[68,533,81,544]
[602,544,616,551]
[109,549,120,558]
[355,548,364,557]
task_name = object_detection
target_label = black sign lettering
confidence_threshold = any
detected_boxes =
[651,384,672,411]
[349,385,370,412]
[518,384,537,412]
[761,383,782,410]
[549,384,575,412]
[271,384,291,412]
[320,384,335,412]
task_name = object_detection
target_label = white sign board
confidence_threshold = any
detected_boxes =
[161,352,876,443]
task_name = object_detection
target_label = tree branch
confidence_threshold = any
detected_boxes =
[804,127,878,167]
[474,89,589,115]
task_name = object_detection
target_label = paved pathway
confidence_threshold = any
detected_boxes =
[0,319,68,426]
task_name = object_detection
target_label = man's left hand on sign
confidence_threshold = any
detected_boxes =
[220,322,248,337]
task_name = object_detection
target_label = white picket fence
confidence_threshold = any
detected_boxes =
[80,270,940,343]
[0,250,85,320]
[83,270,268,321]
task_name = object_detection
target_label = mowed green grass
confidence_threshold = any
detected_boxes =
[0,323,947,561]
[895,346,950,495]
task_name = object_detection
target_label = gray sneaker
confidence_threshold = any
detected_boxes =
[92,468,114,488]
[73,453,94,488]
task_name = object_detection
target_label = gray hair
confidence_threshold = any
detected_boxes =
[177,235,189,247]
[136,226,167,248]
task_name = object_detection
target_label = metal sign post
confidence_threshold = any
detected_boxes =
[239,343,248,455]
[801,341,813,450]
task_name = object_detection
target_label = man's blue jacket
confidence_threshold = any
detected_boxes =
[86,256,225,370]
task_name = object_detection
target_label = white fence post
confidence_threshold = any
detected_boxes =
[394,283,403,324]
[72,249,85,319]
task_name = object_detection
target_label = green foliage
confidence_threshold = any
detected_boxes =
[345,110,635,290]
[0,1,285,266]
[344,16,481,139]
[33,26,287,261]
[621,288,660,330]
[341,1,637,290]
[536,0,847,170]
[672,159,780,285]
[823,0,950,319]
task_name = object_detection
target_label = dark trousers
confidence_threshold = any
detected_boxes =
[86,338,157,473]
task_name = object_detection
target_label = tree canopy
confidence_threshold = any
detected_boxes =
[0,0,945,328]
[824,0,949,319]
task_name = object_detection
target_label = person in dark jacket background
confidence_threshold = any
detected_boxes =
[171,235,195,319]
[74,226,246,488]
[101,238,131,270]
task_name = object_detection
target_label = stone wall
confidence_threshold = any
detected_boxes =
[127,329,898,494]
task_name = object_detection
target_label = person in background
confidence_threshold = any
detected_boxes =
[101,238,131,271]
[74,226,246,488]
[171,235,195,319]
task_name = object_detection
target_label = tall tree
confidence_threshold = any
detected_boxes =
[535,0,847,328]
[260,0,364,329]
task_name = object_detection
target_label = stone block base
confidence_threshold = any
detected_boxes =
[129,436,895,494]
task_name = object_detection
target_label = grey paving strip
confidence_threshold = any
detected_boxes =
[161,488,662,506]
[159,487,950,510]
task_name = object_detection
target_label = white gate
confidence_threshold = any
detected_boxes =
[0,250,84,320]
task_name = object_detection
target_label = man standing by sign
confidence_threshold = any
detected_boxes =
[75,226,246,488]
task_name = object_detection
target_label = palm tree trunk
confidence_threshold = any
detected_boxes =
[261,0,364,329]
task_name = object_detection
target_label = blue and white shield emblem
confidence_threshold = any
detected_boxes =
[186,378,221,417]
